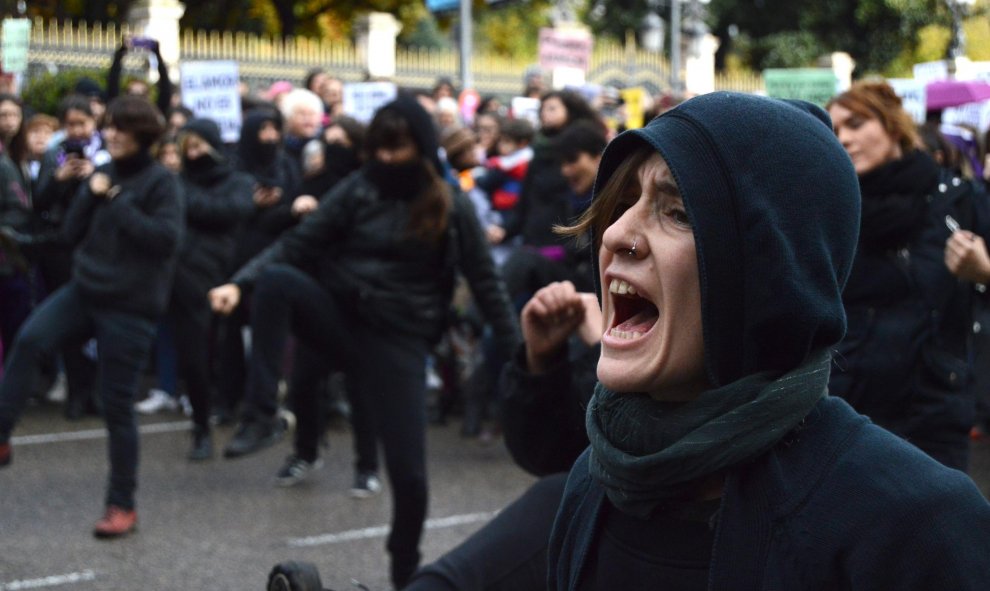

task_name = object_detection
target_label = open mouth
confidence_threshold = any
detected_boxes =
[607,279,659,340]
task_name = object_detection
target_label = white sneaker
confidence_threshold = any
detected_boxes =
[136,389,179,415]
[350,471,382,499]
[178,395,193,418]
[45,373,68,403]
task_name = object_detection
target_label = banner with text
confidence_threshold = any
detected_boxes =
[764,69,839,107]
[180,61,242,143]
[343,82,398,124]
[2,18,31,75]
[539,28,593,73]
[888,79,928,124]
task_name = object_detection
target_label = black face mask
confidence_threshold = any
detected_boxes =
[366,159,427,198]
[183,154,215,175]
[324,144,360,177]
[255,140,279,163]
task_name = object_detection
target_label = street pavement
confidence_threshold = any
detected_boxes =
[2,401,990,591]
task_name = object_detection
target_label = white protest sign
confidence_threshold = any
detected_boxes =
[888,78,928,124]
[2,18,31,75]
[942,101,990,134]
[180,61,242,143]
[968,62,990,84]
[510,97,541,128]
[343,82,398,124]
[913,60,949,83]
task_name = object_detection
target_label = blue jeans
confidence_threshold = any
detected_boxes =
[0,283,156,509]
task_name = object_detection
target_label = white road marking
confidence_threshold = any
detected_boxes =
[11,421,191,446]
[287,511,498,547]
[0,570,96,590]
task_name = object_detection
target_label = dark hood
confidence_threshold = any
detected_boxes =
[181,117,224,153]
[238,109,284,174]
[374,94,444,175]
[592,92,861,386]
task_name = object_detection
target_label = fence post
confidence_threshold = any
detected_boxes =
[355,12,402,79]
[127,0,185,81]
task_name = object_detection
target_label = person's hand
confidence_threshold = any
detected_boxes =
[89,172,112,197]
[208,283,241,315]
[945,230,990,284]
[253,186,282,208]
[486,224,506,245]
[521,280,587,374]
[55,156,84,182]
[291,195,319,217]
[75,159,95,179]
[576,293,603,347]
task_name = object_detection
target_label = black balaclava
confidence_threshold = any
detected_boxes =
[591,92,861,387]
[372,94,444,175]
[180,118,227,184]
[238,109,284,185]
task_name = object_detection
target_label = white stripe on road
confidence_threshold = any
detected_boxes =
[11,421,191,446]
[0,570,96,590]
[287,511,498,548]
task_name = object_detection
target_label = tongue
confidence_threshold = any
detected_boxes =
[616,307,659,333]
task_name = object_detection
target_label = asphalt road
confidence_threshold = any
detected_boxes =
[2,402,990,591]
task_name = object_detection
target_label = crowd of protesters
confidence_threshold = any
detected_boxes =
[2,36,990,588]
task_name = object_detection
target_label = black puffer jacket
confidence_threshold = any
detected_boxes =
[175,156,254,294]
[232,170,520,356]
[829,150,987,469]
[0,152,31,276]
[62,152,183,318]
[504,134,573,247]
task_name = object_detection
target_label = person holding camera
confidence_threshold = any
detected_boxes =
[107,35,174,116]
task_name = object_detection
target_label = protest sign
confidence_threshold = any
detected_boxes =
[511,97,541,128]
[913,60,950,83]
[180,61,242,143]
[2,18,31,75]
[343,82,398,124]
[539,28,593,73]
[763,69,838,106]
[888,78,928,124]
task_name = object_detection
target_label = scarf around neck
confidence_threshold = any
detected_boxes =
[586,350,831,519]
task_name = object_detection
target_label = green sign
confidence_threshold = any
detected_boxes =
[2,19,31,75]
[764,69,838,106]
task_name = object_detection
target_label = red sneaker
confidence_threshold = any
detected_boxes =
[0,441,10,467]
[93,506,137,538]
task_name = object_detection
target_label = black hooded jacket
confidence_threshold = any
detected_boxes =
[232,110,302,268]
[175,118,255,293]
[230,96,519,356]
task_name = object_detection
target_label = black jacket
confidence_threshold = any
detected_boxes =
[175,165,254,294]
[830,154,986,468]
[62,154,184,318]
[505,134,574,247]
[232,170,520,356]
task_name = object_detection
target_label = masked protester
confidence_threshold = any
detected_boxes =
[209,95,519,588]
[138,118,253,458]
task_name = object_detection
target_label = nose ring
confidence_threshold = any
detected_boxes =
[625,238,638,257]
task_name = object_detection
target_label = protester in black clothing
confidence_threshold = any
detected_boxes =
[826,81,987,471]
[296,115,364,201]
[0,143,32,363]
[161,118,253,459]
[107,36,174,116]
[0,96,182,538]
[214,109,302,422]
[402,280,599,591]
[210,95,519,588]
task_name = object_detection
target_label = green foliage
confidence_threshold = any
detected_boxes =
[21,69,107,117]
[585,0,652,40]
[754,31,822,68]
[475,0,551,57]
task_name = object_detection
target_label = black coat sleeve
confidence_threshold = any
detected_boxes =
[501,342,599,476]
[184,172,255,231]
[452,190,521,357]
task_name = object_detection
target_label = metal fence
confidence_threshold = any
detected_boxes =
[19,18,764,98]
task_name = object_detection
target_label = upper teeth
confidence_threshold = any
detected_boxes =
[609,279,637,296]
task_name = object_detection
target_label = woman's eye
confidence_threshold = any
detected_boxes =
[664,207,691,228]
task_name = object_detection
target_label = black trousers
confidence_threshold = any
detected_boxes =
[245,265,429,584]
[405,473,568,591]
[0,283,155,509]
[166,274,214,431]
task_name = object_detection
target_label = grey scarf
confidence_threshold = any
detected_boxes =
[587,350,831,518]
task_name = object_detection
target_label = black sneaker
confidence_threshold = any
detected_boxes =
[349,470,382,499]
[223,418,285,459]
[275,454,324,487]
[188,427,213,462]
